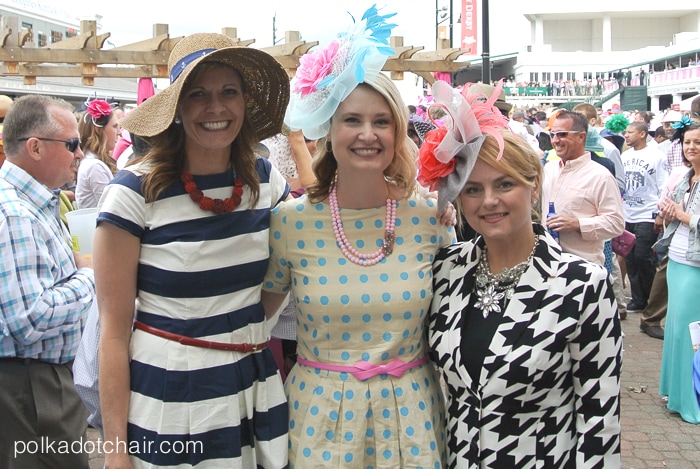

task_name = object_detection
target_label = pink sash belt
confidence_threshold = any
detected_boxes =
[296,355,429,381]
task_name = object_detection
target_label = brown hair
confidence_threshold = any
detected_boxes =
[556,111,588,133]
[572,103,597,123]
[681,123,700,165]
[78,111,118,175]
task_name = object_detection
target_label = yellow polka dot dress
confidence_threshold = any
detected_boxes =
[264,193,454,468]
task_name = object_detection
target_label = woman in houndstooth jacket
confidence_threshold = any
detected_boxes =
[419,82,622,468]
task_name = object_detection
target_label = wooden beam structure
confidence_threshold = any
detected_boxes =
[0,18,468,86]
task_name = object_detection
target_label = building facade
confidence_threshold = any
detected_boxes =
[516,2,699,113]
[0,0,136,107]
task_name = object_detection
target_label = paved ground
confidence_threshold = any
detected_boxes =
[87,427,103,469]
[619,311,700,468]
[87,312,700,469]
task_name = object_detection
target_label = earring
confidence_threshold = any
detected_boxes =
[174,116,182,124]
[325,140,332,153]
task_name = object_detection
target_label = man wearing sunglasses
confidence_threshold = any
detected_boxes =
[0,95,94,468]
[542,110,625,268]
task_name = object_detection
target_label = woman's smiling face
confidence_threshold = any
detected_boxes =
[460,159,536,243]
[179,64,246,153]
[329,85,396,178]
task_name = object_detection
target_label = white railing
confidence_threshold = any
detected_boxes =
[649,66,700,85]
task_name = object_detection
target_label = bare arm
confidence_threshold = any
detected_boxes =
[261,290,290,320]
[287,131,316,188]
[95,223,140,468]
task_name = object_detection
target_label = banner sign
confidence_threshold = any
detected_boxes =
[461,0,478,55]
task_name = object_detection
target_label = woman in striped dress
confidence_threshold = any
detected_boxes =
[95,33,291,468]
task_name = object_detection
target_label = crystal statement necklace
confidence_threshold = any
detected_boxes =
[329,183,396,266]
[474,236,539,318]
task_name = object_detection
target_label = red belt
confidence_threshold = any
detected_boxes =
[133,321,268,353]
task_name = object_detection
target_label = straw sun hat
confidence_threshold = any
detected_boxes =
[120,33,289,141]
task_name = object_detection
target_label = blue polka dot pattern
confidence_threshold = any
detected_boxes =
[263,194,453,467]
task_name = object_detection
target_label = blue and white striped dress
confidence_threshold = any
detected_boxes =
[98,157,290,468]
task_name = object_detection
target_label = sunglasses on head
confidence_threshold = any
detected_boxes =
[16,137,81,153]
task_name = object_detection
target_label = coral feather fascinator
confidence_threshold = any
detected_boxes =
[417,80,509,212]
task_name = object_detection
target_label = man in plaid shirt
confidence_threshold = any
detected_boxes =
[0,95,94,468]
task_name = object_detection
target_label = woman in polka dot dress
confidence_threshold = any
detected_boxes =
[262,9,455,466]
[264,71,454,468]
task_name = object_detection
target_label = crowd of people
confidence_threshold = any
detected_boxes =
[2,5,700,469]
[497,56,699,99]
[502,78,608,97]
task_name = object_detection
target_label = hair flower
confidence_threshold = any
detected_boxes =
[417,127,454,191]
[293,41,340,97]
[86,99,113,120]
[84,99,113,128]
[671,114,693,130]
[670,114,697,142]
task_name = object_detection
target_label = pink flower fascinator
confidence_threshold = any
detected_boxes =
[285,5,397,140]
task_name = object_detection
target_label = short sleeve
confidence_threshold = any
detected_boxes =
[263,202,292,294]
[96,169,147,238]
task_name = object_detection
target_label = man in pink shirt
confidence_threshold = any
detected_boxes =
[542,111,625,266]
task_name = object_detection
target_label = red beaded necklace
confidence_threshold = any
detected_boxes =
[180,171,244,214]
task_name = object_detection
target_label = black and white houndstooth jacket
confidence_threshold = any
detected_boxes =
[429,224,622,469]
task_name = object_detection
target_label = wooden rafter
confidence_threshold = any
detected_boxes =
[0,18,468,86]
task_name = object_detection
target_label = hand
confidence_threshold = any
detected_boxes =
[546,214,580,233]
[669,199,690,225]
[440,202,457,227]
[658,195,677,221]
[74,251,93,269]
[61,189,76,202]
[653,215,664,234]
[286,130,306,150]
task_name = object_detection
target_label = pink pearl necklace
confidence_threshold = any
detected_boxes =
[329,183,397,266]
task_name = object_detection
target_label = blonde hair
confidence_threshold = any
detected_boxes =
[455,131,543,223]
[306,73,417,203]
